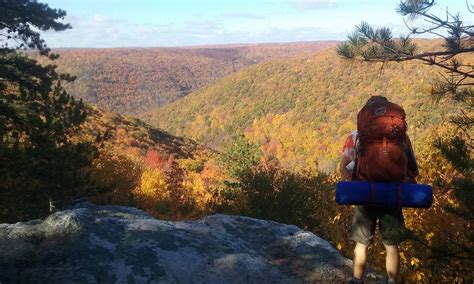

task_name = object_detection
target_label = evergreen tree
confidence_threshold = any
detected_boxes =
[0,0,95,222]
[337,0,473,135]
[220,135,262,179]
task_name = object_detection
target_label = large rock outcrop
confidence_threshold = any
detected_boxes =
[0,203,353,283]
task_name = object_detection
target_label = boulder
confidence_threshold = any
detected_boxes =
[0,202,353,283]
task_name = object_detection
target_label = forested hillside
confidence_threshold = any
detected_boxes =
[45,42,335,114]
[75,106,219,220]
[147,39,463,173]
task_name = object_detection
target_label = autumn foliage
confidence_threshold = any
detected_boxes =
[42,42,336,115]
[9,36,471,281]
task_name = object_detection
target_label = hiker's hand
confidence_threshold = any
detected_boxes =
[339,155,353,180]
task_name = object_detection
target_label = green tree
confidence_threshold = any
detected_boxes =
[220,135,262,179]
[337,0,473,281]
[0,0,95,222]
[217,135,335,232]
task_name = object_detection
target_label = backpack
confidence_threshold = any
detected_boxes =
[354,100,408,183]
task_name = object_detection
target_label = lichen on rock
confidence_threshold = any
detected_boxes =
[0,202,353,283]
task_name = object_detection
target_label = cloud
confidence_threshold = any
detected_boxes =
[241,26,347,43]
[42,14,140,47]
[39,7,405,48]
[288,0,339,10]
[219,12,265,20]
[42,16,347,48]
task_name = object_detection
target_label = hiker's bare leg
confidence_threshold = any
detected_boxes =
[384,244,400,282]
[353,242,368,280]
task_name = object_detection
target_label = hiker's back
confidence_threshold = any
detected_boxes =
[356,99,408,182]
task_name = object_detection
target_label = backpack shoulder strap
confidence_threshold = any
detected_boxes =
[351,158,358,181]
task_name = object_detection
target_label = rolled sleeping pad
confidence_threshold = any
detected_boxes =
[336,181,433,208]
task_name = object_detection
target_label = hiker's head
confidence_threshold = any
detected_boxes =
[365,96,388,106]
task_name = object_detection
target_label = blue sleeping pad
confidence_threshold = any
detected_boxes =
[336,181,433,208]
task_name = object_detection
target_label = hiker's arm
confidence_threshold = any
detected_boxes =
[340,133,356,180]
[339,155,353,180]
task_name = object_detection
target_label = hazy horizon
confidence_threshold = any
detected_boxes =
[48,40,340,50]
[42,0,472,48]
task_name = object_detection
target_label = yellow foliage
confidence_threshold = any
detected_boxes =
[411,257,421,268]
[416,271,425,282]
[88,151,141,205]
[400,252,407,264]
[425,232,434,245]
[133,168,170,212]
[332,212,341,224]
[181,172,213,213]
[137,168,168,198]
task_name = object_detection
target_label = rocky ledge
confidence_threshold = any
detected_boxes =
[0,202,353,283]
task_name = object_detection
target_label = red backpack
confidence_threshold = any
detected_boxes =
[355,100,408,183]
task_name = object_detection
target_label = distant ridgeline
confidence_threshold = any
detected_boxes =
[40,42,335,115]
[147,39,468,174]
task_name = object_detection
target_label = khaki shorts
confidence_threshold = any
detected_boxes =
[350,205,407,246]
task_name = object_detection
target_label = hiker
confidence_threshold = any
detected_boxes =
[339,96,419,284]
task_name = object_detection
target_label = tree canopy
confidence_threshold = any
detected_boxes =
[0,0,94,222]
[0,0,70,55]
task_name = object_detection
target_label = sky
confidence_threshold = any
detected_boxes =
[41,0,473,48]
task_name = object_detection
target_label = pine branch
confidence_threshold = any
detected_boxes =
[362,47,474,64]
